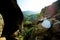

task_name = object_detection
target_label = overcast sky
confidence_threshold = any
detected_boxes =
[17,0,57,12]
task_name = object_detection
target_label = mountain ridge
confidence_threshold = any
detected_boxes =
[23,11,37,16]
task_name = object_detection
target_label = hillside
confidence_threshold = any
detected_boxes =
[23,11,37,16]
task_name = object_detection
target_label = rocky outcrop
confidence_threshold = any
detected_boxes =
[0,0,23,40]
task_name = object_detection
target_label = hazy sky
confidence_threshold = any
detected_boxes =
[17,0,57,12]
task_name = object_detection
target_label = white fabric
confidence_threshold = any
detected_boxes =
[41,19,51,28]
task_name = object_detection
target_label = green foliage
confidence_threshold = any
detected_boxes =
[35,13,40,18]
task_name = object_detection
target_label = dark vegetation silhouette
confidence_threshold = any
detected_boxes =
[0,0,23,40]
